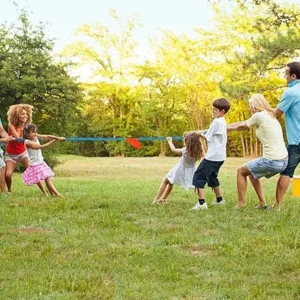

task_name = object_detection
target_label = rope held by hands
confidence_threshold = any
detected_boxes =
[0,136,183,149]
[65,136,183,149]
[65,136,183,142]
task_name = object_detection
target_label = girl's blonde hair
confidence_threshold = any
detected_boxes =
[184,131,204,160]
[248,94,275,117]
[7,104,33,126]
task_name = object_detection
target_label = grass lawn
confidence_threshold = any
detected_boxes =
[1,156,300,299]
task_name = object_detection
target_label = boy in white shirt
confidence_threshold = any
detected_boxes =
[192,98,230,210]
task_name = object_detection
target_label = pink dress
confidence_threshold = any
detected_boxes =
[22,139,54,185]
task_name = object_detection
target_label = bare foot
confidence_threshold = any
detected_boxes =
[235,204,245,210]
[152,198,167,204]
[54,193,62,198]
[271,205,281,212]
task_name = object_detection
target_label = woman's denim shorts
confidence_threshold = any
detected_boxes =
[247,157,288,180]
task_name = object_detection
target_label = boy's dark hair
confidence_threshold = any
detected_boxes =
[287,62,300,79]
[213,98,230,113]
[23,123,38,139]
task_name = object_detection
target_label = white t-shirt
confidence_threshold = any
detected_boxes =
[204,117,227,161]
[246,111,288,160]
[25,138,44,166]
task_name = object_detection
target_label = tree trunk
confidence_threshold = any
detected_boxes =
[240,133,246,157]
[245,135,249,156]
[160,140,166,156]
[250,128,254,156]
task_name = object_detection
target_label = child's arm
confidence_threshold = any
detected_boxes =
[227,121,248,132]
[166,137,183,155]
[37,134,66,141]
[26,139,57,149]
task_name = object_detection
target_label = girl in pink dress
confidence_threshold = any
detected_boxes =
[22,124,65,197]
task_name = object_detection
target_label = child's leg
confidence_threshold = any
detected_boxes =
[193,161,206,197]
[160,183,174,201]
[45,177,61,197]
[192,159,208,209]
[212,186,226,204]
[196,187,205,199]
[36,181,48,196]
[212,186,221,197]
[208,161,225,204]
[0,166,6,193]
[154,178,170,201]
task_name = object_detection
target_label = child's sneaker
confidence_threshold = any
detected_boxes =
[213,199,226,205]
[191,202,208,210]
[254,204,268,209]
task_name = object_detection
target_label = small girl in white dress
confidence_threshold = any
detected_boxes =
[153,131,204,204]
[22,124,65,197]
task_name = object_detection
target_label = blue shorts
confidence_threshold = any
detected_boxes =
[247,157,288,180]
[193,159,224,188]
[280,144,300,178]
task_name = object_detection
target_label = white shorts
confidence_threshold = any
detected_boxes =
[5,151,29,164]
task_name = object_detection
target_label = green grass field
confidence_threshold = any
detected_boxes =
[1,156,300,299]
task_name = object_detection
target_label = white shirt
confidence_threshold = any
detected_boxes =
[204,117,227,161]
[25,138,44,166]
[246,111,287,160]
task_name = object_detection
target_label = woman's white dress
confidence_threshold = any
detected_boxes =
[166,147,198,191]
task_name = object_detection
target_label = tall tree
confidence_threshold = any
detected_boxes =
[0,10,82,135]
[62,10,148,155]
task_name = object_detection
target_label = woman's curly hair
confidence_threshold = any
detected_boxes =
[184,131,204,160]
[7,104,33,126]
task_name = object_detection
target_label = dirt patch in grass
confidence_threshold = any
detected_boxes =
[187,243,213,256]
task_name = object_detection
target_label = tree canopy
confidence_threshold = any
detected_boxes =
[0,10,82,136]
[2,0,300,157]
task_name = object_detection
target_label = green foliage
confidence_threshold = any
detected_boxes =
[3,2,300,158]
[0,9,83,138]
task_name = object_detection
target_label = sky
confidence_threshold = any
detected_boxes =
[1,0,215,55]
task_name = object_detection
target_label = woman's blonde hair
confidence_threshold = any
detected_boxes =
[7,104,33,126]
[248,94,275,117]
